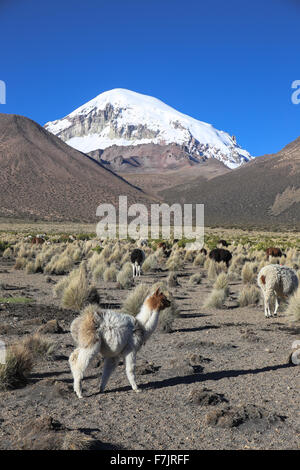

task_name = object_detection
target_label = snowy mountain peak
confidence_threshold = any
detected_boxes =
[44,88,252,170]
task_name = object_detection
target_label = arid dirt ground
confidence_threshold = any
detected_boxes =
[0,246,299,451]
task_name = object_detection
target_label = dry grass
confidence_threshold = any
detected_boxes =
[193,253,206,267]
[203,288,227,309]
[0,334,53,391]
[213,273,229,295]
[122,283,150,317]
[189,273,203,285]
[238,285,261,307]
[61,262,91,311]
[103,265,118,282]
[241,262,257,285]
[142,254,158,273]
[285,287,300,322]
[116,262,134,289]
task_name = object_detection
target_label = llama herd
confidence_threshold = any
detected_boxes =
[67,239,299,398]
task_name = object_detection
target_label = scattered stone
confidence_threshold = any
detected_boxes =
[205,404,285,430]
[188,388,227,406]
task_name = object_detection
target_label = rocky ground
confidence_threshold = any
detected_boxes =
[0,256,299,450]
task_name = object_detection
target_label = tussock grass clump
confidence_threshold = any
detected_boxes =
[203,288,227,309]
[189,273,203,285]
[0,334,53,391]
[165,254,183,272]
[207,260,218,281]
[184,250,196,263]
[213,273,229,295]
[44,254,74,275]
[22,334,54,359]
[122,283,150,317]
[61,262,91,311]
[2,247,13,259]
[167,272,180,288]
[241,262,256,285]
[285,287,300,322]
[238,285,261,307]
[103,265,118,282]
[14,256,27,270]
[120,251,131,266]
[25,261,36,274]
[116,262,134,289]
[142,254,158,273]
[92,261,108,282]
[193,253,206,267]
[0,344,33,390]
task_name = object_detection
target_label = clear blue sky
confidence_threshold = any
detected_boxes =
[0,0,299,156]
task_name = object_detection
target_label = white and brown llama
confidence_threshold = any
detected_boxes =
[69,288,170,398]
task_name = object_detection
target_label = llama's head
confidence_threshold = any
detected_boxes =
[146,288,171,312]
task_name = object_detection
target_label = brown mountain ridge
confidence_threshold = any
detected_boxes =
[160,138,300,230]
[0,114,153,222]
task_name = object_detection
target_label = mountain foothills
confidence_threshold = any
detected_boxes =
[160,137,300,230]
[0,114,152,222]
[45,88,252,173]
[0,88,299,229]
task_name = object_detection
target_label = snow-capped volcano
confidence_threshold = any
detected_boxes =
[44,88,252,170]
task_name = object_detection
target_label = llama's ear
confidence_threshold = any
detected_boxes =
[154,287,160,296]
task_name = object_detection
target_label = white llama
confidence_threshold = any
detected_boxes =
[257,264,298,318]
[69,288,170,398]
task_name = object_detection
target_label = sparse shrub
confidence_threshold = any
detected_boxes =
[241,262,256,284]
[184,251,196,263]
[189,273,203,285]
[285,287,300,322]
[203,288,227,309]
[117,263,134,289]
[238,285,261,307]
[207,260,218,281]
[22,334,54,359]
[25,261,36,274]
[122,283,150,317]
[193,253,206,267]
[166,254,183,272]
[2,247,13,259]
[92,261,108,282]
[61,262,91,311]
[14,256,27,270]
[167,272,180,288]
[143,254,158,273]
[103,265,118,282]
[0,343,33,390]
[213,273,229,295]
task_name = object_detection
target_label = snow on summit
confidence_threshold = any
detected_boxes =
[44,88,252,169]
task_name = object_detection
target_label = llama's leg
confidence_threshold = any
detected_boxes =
[274,296,279,316]
[264,292,271,318]
[69,343,100,398]
[99,357,119,393]
[137,264,141,276]
[132,263,136,277]
[124,350,140,392]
